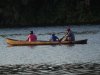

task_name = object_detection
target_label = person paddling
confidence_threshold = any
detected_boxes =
[27,31,37,42]
[60,27,75,41]
[66,28,75,41]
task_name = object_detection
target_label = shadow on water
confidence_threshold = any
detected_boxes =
[0,63,100,75]
[65,44,75,47]
[7,44,37,49]
[7,44,75,48]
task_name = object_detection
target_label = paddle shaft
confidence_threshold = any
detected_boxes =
[60,33,68,41]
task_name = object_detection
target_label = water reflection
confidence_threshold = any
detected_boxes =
[7,45,37,49]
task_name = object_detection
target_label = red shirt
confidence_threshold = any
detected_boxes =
[27,34,37,42]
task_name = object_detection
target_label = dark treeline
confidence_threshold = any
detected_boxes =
[0,0,100,27]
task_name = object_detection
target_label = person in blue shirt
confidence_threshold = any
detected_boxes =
[50,34,59,41]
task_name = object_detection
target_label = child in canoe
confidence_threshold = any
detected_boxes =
[50,33,59,41]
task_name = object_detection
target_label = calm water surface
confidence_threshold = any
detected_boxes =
[0,25,100,65]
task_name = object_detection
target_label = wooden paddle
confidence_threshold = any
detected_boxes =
[59,33,68,42]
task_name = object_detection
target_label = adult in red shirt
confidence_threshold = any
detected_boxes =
[27,31,37,42]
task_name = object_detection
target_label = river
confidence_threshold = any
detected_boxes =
[0,25,100,75]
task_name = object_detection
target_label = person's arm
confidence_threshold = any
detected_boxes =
[56,36,60,41]
[59,33,68,41]
[49,36,52,41]
[26,35,29,41]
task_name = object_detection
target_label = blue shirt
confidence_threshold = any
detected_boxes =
[51,35,59,41]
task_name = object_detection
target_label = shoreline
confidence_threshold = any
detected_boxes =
[0,23,100,28]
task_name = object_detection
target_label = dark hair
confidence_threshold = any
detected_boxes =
[52,34,55,36]
[30,31,33,34]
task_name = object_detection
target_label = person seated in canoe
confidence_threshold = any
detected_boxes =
[27,31,37,42]
[50,33,59,41]
[60,27,75,41]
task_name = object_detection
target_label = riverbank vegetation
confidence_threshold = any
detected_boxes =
[0,0,100,27]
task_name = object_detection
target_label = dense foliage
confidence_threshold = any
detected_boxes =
[0,0,100,27]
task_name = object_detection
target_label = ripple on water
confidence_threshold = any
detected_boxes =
[0,63,100,75]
